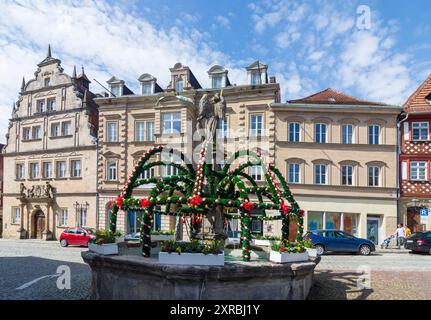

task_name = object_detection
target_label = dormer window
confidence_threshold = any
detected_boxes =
[142,83,152,95]
[44,78,51,87]
[212,76,222,89]
[110,85,121,97]
[251,71,261,85]
[176,79,184,93]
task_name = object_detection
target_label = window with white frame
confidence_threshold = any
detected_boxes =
[16,163,25,180]
[212,76,222,89]
[314,164,327,184]
[368,166,380,186]
[22,127,31,140]
[30,163,39,179]
[315,123,327,143]
[78,208,87,227]
[175,79,184,92]
[47,98,56,111]
[106,121,118,142]
[412,122,429,141]
[32,126,41,140]
[410,161,427,181]
[12,207,21,224]
[288,163,300,183]
[71,160,81,177]
[289,123,300,142]
[368,125,380,145]
[341,165,353,186]
[250,114,263,137]
[142,83,152,95]
[51,123,60,137]
[111,85,121,97]
[147,122,155,141]
[164,165,179,177]
[250,165,263,181]
[37,100,45,113]
[56,161,67,178]
[107,160,117,181]
[42,162,52,178]
[341,124,353,144]
[162,113,181,134]
[217,117,228,138]
[60,208,68,226]
[139,167,155,180]
[62,121,71,136]
[251,71,261,85]
[135,121,145,142]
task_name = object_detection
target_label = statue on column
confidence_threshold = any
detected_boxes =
[20,183,27,198]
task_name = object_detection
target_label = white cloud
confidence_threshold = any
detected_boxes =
[213,15,231,30]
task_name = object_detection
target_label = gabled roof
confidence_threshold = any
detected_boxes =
[403,74,431,112]
[287,88,387,106]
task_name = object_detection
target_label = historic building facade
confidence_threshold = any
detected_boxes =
[96,61,280,236]
[400,74,431,232]
[1,46,99,240]
[271,89,401,244]
[0,143,4,237]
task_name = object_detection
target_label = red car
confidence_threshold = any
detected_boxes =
[59,227,96,247]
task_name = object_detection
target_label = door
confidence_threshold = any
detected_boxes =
[34,213,45,239]
[407,207,421,233]
[367,218,380,245]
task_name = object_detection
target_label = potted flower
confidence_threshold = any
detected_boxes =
[252,235,281,246]
[159,240,224,266]
[88,230,121,255]
[151,230,175,242]
[302,239,318,257]
[269,241,309,263]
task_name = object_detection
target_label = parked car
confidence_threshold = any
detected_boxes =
[404,231,431,254]
[305,229,376,255]
[59,227,96,247]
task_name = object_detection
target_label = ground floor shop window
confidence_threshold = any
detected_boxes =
[308,211,358,236]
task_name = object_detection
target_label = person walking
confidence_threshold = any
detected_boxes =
[395,223,406,249]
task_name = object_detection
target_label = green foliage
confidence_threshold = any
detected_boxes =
[151,230,174,236]
[254,235,281,241]
[271,241,306,254]
[160,240,224,255]
[94,229,122,245]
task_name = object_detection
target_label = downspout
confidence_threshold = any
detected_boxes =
[95,137,99,231]
[397,112,409,224]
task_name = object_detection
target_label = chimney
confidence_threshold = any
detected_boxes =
[269,76,276,84]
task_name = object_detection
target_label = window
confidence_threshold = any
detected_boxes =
[62,122,71,136]
[111,85,120,97]
[307,211,358,236]
[139,167,155,180]
[56,161,67,178]
[47,98,56,111]
[250,165,263,181]
[410,161,427,181]
[147,122,155,141]
[288,163,300,183]
[42,162,52,178]
[314,164,327,185]
[164,165,178,177]
[341,124,353,144]
[341,165,353,186]
[289,123,300,142]
[78,208,87,227]
[38,100,45,113]
[12,207,21,224]
[142,83,152,95]
[251,71,261,85]
[368,166,380,186]
[176,79,184,92]
[135,121,145,142]
[30,163,39,179]
[315,123,327,143]
[44,78,50,87]
[71,160,81,177]
[217,117,228,138]
[212,76,222,89]
[251,217,263,234]
[412,122,429,141]
[107,160,117,181]
[22,127,31,140]
[60,209,68,226]
[250,114,263,137]
[162,113,181,134]
[32,126,41,140]
[16,163,25,180]
[51,123,60,137]
[368,125,380,145]
[106,121,118,142]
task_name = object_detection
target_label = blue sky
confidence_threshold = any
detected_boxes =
[0,0,431,143]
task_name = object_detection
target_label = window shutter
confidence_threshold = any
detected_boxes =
[403,122,409,141]
[401,161,407,180]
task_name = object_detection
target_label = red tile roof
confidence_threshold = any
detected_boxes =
[287,88,387,106]
[403,74,431,113]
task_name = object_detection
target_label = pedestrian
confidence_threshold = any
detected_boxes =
[395,223,406,249]
[405,225,411,238]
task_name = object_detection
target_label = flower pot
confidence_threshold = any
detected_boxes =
[269,250,309,263]
[151,235,175,242]
[159,252,224,266]
[252,239,274,246]
[306,248,318,257]
[88,242,118,255]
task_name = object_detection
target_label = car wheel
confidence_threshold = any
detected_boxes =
[60,239,68,247]
[359,244,371,256]
[315,244,325,255]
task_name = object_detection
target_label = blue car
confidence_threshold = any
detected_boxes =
[305,229,376,256]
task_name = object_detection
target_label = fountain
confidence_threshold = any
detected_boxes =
[82,91,320,300]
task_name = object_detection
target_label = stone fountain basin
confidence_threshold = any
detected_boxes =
[81,251,320,300]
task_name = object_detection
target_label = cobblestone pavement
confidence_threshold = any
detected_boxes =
[309,252,431,300]
[0,239,90,300]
